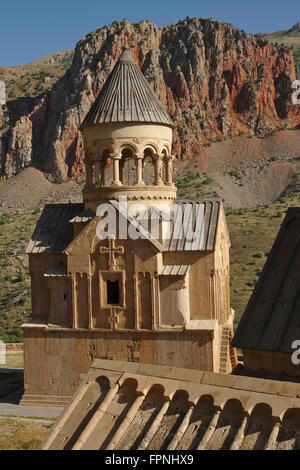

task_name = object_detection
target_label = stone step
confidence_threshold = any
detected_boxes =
[20,394,71,407]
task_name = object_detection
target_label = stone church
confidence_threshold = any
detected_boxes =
[22,47,236,406]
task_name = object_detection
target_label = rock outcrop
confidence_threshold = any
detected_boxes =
[1,18,300,179]
[286,21,300,36]
[0,81,5,106]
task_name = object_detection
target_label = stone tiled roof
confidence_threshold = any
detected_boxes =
[26,203,84,254]
[232,207,300,353]
[41,359,300,450]
[80,47,174,129]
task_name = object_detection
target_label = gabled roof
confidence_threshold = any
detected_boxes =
[232,207,300,353]
[41,359,300,451]
[27,200,223,255]
[27,204,84,254]
[80,47,174,129]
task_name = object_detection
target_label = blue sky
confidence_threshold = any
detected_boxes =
[0,0,299,66]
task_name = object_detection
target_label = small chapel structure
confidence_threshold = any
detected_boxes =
[22,47,236,406]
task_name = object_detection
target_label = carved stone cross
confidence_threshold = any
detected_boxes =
[99,236,124,271]
[107,307,119,330]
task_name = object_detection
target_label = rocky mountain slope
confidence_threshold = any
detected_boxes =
[256,21,300,67]
[285,21,300,37]
[26,49,74,66]
[0,18,299,180]
[0,62,70,129]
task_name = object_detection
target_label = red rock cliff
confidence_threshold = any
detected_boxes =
[1,18,300,179]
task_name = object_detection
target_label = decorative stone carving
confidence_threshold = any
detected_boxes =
[134,153,145,186]
[99,236,124,271]
[106,307,119,330]
[153,154,164,186]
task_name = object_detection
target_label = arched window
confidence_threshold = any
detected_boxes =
[99,149,110,186]
[120,147,135,185]
[162,149,168,184]
[143,148,155,185]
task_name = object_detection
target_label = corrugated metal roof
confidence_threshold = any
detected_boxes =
[81,47,174,129]
[27,200,221,255]
[232,207,300,353]
[160,265,190,276]
[110,200,222,251]
[164,200,221,251]
[42,359,300,451]
[110,199,221,253]
[27,203,84,254]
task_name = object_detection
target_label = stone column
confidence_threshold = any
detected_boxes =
[153,154,163,186]
[95,161,101,187]
[106,393,145,450]
[151,275,155,329]
[166,155,175,186]
[138,399,171,450]
[167,403,195,450]
[133,272,139,330]
[135,153,145,186]
[87,274,93,329]
[84,159,93,188]
[197,408,222,449]
[71,273,78,330]
[151,274,160,330]
[230,412,249,450]
[100,160,106,187]
[119,159,125,185]
[264,418,281,450]
[110,153,122,186]
[91,163,95,187]
[72,383,120,450]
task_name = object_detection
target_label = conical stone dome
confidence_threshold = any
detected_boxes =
[80,47,177,211]
[81,47,174,129]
